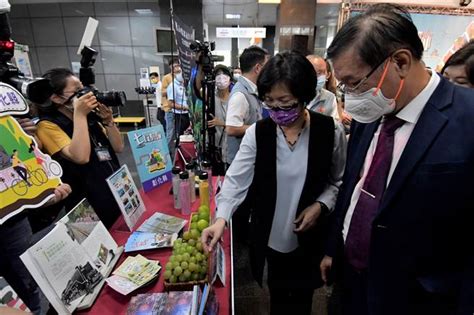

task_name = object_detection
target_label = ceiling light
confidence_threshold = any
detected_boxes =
[135,9,153,15]
[225,13,241,19]
[258,0,281,3]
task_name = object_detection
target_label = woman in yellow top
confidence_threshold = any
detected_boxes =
[36,68,124,227]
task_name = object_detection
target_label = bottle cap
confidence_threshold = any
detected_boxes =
[172,166,181,174]
[179,171,189,179]
[185,162,194,170]
[202,161,211,168]
[199,172,208,180]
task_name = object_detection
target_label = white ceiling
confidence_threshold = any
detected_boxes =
[203,0,340,27]
[203,0,279,26]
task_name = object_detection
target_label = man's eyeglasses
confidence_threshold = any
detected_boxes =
[337,58,387,94]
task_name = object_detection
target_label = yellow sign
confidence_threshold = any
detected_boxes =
[0,116,62,224]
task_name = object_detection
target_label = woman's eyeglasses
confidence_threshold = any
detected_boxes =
[262,101,300,112]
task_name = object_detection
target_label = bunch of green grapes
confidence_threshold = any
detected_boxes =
[163,205,210,283]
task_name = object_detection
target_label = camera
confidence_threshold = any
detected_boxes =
[0,13,52,104]
[189,40,224,74]
[76,86,126,108]
[79,46,127,107]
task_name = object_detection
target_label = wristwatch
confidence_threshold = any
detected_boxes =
[318,201,329,216]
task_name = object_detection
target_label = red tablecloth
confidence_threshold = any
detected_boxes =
[78,181,231,315]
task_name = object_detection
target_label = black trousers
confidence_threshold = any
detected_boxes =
[157,107,166,130]
[342,262,458,315]
[266,247,314,315]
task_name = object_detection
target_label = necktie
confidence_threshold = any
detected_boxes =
[345,116,405,270]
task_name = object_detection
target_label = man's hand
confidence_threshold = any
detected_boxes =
[294,201,322,233]
[201,218,226,253]
[16,118,37,136]
[74,92,98,116]
[44,183,72,206]
[320,255,333,284]
[341,111,352,125]
[208,114,224,128]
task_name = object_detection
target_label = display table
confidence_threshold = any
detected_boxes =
[114,116,145,130]
[78,181,232,315]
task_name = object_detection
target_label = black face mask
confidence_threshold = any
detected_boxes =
[61,92,76,105]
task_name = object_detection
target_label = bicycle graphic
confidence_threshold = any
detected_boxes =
[0,160,62,196]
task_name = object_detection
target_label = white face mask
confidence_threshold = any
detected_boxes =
[215,74,230,90]
[233,73,241,80]
[344,82,403,123]
[316,75,326,91]
[175,72,183,83]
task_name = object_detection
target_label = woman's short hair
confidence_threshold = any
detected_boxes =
[257,51,317,104]
[441,40,474,85]
[42,68,74,95]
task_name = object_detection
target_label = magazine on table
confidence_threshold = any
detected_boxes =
[124,231,178,253]
[20,199,123,314]
[126,293,167,314]
[137,212,187,235]
[58,198,119,273]
[126,286,205,315]
[20,224,103,314]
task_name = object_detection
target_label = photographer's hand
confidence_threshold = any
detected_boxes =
[96,103,114,125]
[96,103,125,153]
[60,92,97,164]
[74,92,98,116]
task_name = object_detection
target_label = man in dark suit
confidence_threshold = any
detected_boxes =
[320,4,474,315]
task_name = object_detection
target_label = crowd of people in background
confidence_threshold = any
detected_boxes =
[2,2,474,315]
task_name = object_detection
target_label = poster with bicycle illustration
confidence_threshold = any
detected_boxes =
[0,82,62,224]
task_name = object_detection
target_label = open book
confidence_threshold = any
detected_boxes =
[20,199,123,314]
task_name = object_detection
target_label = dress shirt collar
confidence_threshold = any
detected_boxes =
[396,71,440,124]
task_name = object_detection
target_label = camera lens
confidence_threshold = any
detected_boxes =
[96,91,126,107]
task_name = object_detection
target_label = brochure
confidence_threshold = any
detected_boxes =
[127,125,172,192]
[124,231,178,253]
[137,212,187,235]
[198,284,219,315]
[106,164,146,231]
[211,242,226,287]
[190,285,202,315]
[106,255,161,295]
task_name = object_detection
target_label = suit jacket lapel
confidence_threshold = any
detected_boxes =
[378,80,452,215]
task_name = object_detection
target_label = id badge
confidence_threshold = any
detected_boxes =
[95,146,112,162]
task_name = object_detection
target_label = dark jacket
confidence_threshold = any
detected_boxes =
[327,77,474,315]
